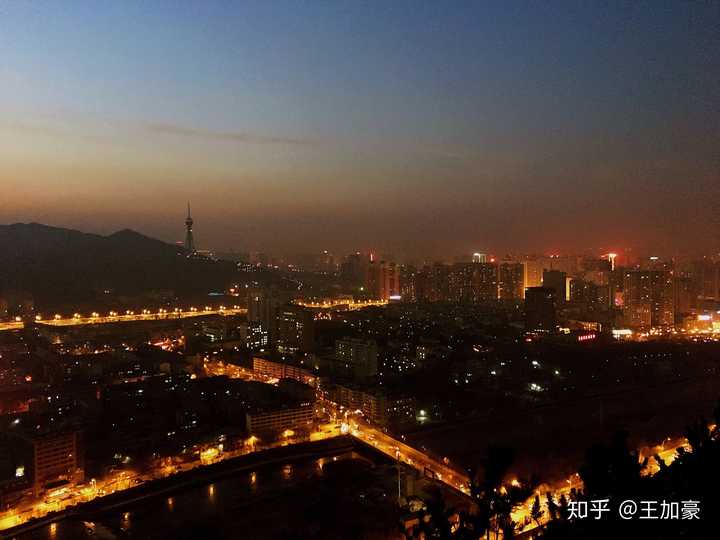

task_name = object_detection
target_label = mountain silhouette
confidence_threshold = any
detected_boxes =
[0,223,237,310]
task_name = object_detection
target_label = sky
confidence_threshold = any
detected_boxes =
[0,1,718,259]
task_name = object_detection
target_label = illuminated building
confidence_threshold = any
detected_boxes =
[569,278,600,309]
[640,255,672,271]
[252,356,317,386]
[248,287,287,346]
[448,262,498,303]
[245,403,314,436]
[247,322,269,349]
[334,338,378,378]
[525,287,557,332]
[399,265,417,302]
[522,258,547,288]
[473,263,499,301]
[622,270,674,328]
[275,305,315,354]
[367,260,400,300]
[29,431,82,496]
[415,263,451,302]
[448,263,479,303]
[184,202,195,253]
[608,268,625,308]
[472,252,487,263]
[498,262,525,300]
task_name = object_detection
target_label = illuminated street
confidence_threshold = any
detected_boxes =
[0,359,701,535]
[0,306,247,332]
[293,299,388,310]
[0,418,342,532]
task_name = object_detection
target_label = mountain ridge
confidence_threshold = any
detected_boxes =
[0,222,236,310]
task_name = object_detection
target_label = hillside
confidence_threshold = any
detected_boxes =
[0,223,237,309]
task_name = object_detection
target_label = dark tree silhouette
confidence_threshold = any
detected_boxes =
[531,494,544,528]
[459,447,535,540]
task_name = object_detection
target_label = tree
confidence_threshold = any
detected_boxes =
[531,494,544,528]
[421,487,455,540]
[460,447,535,540]
[545,492,558,521]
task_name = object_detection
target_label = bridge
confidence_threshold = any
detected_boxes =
[0,306,247,332]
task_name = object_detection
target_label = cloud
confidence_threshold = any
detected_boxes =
[0,119,111,144]
[146,122,316,146]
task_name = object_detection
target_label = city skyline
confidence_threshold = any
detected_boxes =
[1,1,718,257]
[1,3,719,538]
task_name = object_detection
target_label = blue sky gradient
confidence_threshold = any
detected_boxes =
[0,1,717,257]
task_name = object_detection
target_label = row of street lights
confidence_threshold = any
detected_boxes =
[28,305,244,323]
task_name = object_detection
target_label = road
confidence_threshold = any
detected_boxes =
[0,358,692,534]
[293,299,388,310]
[205,360,471,491]
[0,417,340,532]
[0,306,247,332]
[204,357,694,535]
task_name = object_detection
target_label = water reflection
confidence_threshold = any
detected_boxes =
[250,471,257,490]
[18,452,363,540]
[121,511,131,532]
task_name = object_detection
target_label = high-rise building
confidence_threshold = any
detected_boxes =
[335,338,378,378]
[548,255,580,276]
[525,287,557,332]
[341,252,369,287]
[498,262,525,300]
[448,263,498,303]
[367,261,400,300]
[449,263,478,303]
[248,288,288,347]
[622,270,674,328]
[184,203,195,253]
[275,305,315,354]
[29,431,82,496]
[474,263,499,301]
[399,265,417,302]
[543,270,570,303]
[522,257,551,288]
[673,275,694,321]
[692,259,720,302]
[569,278,600,310]
[415,263,451,302]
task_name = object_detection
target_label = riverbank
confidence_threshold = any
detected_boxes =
[2,436,360,539]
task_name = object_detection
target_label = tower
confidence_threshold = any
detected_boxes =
[608,252,617,272]
[185,203,195,253]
